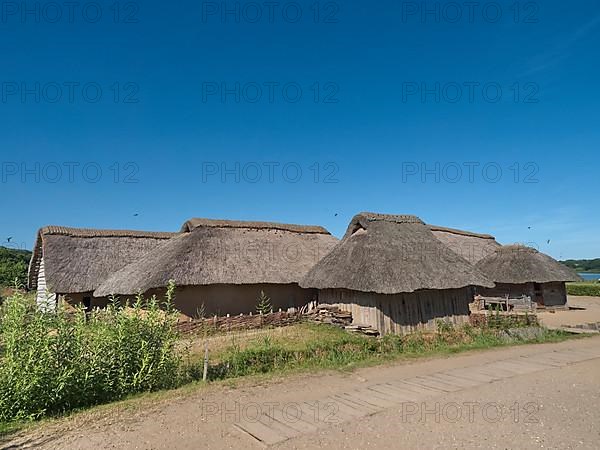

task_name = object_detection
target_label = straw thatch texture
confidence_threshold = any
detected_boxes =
[300,212,494,294]
[28,226,177,294]
[429,225,501,264]
[94,219,339,296]
[476,245,582,284]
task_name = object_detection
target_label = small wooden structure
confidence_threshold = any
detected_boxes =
[300,213,494,335]
[476,245,581,308]
[475,294,535,312]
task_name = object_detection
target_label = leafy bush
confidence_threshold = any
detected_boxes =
[0,247,31,288]
[567,282,600,297]
[0,285,182,423]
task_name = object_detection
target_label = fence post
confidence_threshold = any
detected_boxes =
[203,341,209,382]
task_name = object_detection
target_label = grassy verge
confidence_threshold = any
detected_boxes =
[567,281,600,296]
[183,321,577,381]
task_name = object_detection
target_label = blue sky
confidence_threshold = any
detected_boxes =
[1,0,598,260]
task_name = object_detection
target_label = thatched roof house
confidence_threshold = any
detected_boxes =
[429,225,501,264]
[28,226,177,309]
[94,218,339,316]
[300,213,494,335]
[476,245,581,308]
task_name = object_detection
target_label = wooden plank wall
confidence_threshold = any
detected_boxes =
[541,282,567,307]
[319,287,472,335]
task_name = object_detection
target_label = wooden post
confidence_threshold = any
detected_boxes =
[202,341,209,382]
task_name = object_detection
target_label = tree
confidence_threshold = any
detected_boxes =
[255,290,272,315]
[0,247,32,287]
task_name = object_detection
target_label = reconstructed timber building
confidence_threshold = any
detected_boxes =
[475,245,582,308]
[300,213,494,335]
[29,219,338,316]
[29,214,580,325]
[28,226,177,310]
[94,218,339,316]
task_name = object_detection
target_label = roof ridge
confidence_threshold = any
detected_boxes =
[495,244,538,253]
[428,224,496,240]
[180,218,331,234]
[355,212,424,224]
[39,226,177,239]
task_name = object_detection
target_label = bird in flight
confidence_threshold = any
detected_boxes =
[6,237,12,242]
[133,213,139,217]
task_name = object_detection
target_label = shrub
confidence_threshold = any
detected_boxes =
[567,282,600,297]
[435,319,455,334]
[0,285,182,423]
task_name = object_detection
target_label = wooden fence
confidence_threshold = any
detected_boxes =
[176,310,304,334]
[469,312,538,328]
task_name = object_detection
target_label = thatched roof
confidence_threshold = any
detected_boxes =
[28,226,177,294]
[476,245,582,284]
[94,218,339,296]
[300,212,494,295]
[429,224,501,264]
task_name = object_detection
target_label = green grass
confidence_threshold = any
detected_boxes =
[567,281,600,297]
[195,322,575,381]
[0,420,24,437]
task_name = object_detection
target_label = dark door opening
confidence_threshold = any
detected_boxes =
[533,283,544,306]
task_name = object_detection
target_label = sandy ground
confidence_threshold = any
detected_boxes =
[278,353,600,449]
[538,296,600,329]
[3,335,600,450]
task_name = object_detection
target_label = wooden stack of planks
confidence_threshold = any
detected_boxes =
[306,305,353,327]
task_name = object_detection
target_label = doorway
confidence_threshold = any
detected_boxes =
[533,283,544,306]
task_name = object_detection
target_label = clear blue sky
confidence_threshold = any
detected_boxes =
[1,0,598,260]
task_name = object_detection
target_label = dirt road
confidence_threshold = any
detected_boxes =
[4,336,600,450]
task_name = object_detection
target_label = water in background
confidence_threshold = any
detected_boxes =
[578,273,600,281]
